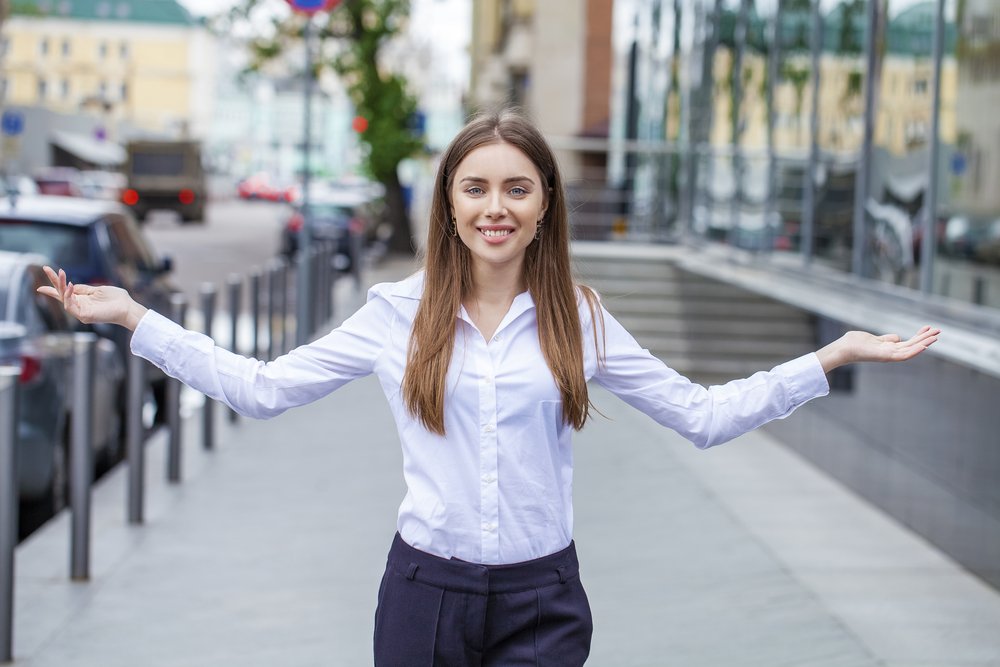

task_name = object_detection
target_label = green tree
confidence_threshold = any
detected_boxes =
[215,0,423,254]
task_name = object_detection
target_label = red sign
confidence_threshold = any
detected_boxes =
[285,0,341,14]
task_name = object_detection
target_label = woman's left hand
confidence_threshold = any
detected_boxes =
[817,326,940,373]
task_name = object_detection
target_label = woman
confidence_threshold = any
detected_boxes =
[39,109,938,666]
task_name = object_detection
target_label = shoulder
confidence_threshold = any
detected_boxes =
[573,283,605,328]
[366,270,425,305]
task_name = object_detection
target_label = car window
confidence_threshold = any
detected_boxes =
[104,215,157,272]
[13,270,45,335]
[0,221,91,271]
[306,204,353,220]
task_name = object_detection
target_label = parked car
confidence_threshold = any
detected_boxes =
[237,173,298,203]
[0,195,178,422]
[279,186,372,272]
[0,252,124,511]
[33,167,86,198]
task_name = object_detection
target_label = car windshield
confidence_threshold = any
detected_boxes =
[0,221,90,271]
[306,203,352,221]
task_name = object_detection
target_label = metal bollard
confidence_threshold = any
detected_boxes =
[317,241,330,326]
[126,349,145,525]
[249,269,261,360]
[70,333,97,581]
[226,274,241,424]
[350,229,363,290]
[200,283,217,451]
[0,366,20,663]
[296,247,312,348]
[266,261,278,361]
[278,260,289,355]
[166,294,187,483]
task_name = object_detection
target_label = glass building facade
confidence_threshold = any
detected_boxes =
[602,0,1000,312]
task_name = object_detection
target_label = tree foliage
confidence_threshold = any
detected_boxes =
[212,0,423,253]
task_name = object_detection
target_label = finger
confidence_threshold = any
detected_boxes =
[42,265,59,287]
[37,286,60,299]
[878,334,901,343]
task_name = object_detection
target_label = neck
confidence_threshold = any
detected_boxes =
[468,259,525,306]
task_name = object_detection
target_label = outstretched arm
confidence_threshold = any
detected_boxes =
[37,266,148,330]
[815,326,940,373]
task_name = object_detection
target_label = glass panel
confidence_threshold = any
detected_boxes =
[862,0,936,287]
[934,0,1000,310]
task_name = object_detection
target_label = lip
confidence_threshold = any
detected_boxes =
[476,226,516,244]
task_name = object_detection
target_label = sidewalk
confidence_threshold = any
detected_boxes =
[13,256,1000,666]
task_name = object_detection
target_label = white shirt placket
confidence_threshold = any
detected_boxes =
[476,334,500,562]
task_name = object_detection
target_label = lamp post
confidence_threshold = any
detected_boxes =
[285,0,343,345]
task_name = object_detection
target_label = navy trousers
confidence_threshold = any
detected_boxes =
[373,533,593,666]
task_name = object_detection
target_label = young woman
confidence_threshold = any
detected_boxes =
[39,109,938,666]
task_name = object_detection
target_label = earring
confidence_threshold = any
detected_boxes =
[449,217,458,238]
[534,222,544,241]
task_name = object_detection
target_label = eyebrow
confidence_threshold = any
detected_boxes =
[459,176,536,186]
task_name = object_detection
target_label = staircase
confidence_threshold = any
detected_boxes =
[572,244,817,385]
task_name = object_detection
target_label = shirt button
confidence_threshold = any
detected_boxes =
[483,522,496,533]
[493,334,501,342]
[482,376,492,385]
[483,423,495,433]
[482,474,496,484]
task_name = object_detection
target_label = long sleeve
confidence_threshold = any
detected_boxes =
[591,305,829,449]
[130,292,394,419]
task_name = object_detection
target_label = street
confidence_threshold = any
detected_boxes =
[142,196,289,307]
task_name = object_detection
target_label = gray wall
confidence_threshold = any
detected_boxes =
[764,318,1000,589]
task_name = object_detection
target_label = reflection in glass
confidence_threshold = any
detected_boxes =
[934,0,1000,309]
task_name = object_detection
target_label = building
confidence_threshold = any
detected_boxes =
[1,0,216,153]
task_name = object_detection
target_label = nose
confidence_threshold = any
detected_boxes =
[485,193,507,219]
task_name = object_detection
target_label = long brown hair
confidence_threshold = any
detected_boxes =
[402,108,602,435]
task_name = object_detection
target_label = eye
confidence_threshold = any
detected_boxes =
[465,186,484,196]
[509,186,528,196]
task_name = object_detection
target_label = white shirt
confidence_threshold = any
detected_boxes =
[131,271,829,564]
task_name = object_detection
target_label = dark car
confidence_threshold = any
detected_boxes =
[280,186,376,272]
[0,195,178,421]
[0,252,124,512]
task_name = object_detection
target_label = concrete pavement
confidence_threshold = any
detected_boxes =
[12,256,1000,666]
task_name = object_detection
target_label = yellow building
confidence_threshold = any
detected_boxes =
[1,0,215,138]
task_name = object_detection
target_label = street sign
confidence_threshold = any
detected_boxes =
[0,110,24,137]
[285,0,341,14]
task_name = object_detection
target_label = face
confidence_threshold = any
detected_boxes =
[449,141,547,274]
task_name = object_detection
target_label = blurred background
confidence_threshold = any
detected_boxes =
[0,0,999,595]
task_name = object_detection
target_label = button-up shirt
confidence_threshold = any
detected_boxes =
[131,271,829,564]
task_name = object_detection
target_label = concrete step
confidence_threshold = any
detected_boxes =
[626,335,816,358]
[610,314,816,339]
[584,277,782,301]
[603,298,811,319]
[574,258,694,282]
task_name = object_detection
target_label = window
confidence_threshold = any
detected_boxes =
[0,79,6,102]
[99,80,107,99]
[37,79,47,101]
[120,81,128,102]
[39,37,49,57]
[61,78,70,100]
[0,38,8,57]
[119,41,129,59]
[99,41,107,59]
[61,38,71,57]
[913,79,929,95]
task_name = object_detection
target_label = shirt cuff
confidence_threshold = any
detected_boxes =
[129,309,183,366]
[774,352,830,405]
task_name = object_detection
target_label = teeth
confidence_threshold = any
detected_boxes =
[482,229,511,237]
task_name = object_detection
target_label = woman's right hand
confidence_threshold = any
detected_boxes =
[37,266,148,331]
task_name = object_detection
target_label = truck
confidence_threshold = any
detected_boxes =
[122,139,207,224]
